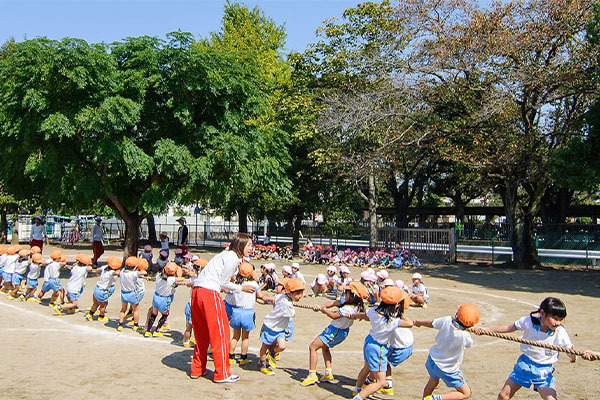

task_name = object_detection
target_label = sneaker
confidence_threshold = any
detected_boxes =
[267,352,277,369]
[117,324,124,331]
[19,295,26,301]
[67,308,77,314]
[260,365,275,375]
[160,323,171,331]
[229,357,237,365]
[153,331,163,337]
[319,373,334,382]
[144,330,152,338]
[300,375,318,387]
[238,358,250,365]
[85,313,94,321]
[53,305,62,315]
[379,386,394,395]
[133,324,142,331]
[28,297,41,303]
[190,370,207,379]
[97,315,108,322]
[214,374,240,383]
[423,396,442,400]
[273,353,281,361]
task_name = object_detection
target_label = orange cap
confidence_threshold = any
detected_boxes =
[50,250,62,260]
[456,303,480,328]
[107,257,122,270]
[0,245,6,254]
[164,262,178,276]
[176,266,183,278]
[30,246,41,254]
[18,249,30,257]
[380,287,408,305]
[58,255,67,263]
[193,258,208,268]
[345,281,369,300]
[7,246,17,255]
[285,277,305,293]
[137,258,149,271]
[238,261,254,277]
[14,244,22,252]
[276,278,288,287]
[75,254,92,265]
[125,256,139,267]
[31,253,44,263]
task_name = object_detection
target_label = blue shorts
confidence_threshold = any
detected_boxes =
[121,290,144,305]
[425,355,466,388]
[388,345,413,367]
[225,302,256,332]
[42,278,61,292]
[259,324,286,345]
[12,272,25,286]
[363,334,391,372]
[27,277,39,289]
[319,324,349,348]
[152,292,174,314]
[509,354,555,390]
[185,301,192,324]
[67,286,85,302]
[285,319,294,341]
[2,271,12,283]
[93,285,116,303]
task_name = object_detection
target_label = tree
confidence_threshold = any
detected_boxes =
[0,34,282,256]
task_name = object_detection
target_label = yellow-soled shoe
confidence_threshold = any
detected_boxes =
[379,386,394,395]
[97,315,108,322]
[238,358,250,365]
[229,357,237,364]
[319,373,334,382]
[300,375,318,387]
[144,330,152,338]
[267,353,277,369]
[273,353,281,361]
[260,365,275,375]
[153,331,163,337]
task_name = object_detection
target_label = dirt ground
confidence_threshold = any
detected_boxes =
[1,245,599,400]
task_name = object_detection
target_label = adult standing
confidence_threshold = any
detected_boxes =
[190,232,255,383]
[91,216,104,267]
[30,216,46,251]
[176,216,189,255]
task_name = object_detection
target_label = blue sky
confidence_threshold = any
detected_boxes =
[0,0,364,52]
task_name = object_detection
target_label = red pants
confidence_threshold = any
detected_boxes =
[30,239,43,252]
[190,287,231,381]
[92,241,104,265]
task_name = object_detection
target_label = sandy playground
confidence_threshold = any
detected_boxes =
[1,245,599,400]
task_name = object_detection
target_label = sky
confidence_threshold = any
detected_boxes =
[0,0,365,53]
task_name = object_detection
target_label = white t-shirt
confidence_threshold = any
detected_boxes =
[14,259,29,274]
[327,274,338,283]
[0,254,7,268]
[331,304,358,329]
[27,262,42,280]
[225,281,259,309]
[428,316,473,373]
[120,270,140,292]
[44,261,61,279]
[513,316,572,364]
[155,276,177,296]
[337,275,352,287]
[411,283,429,300]
[388,325,414,349]
[194,250,242,294]
[66,266,88,293]
[366,307,401,345]
[136,274,145,294]
[96,266,116,290]
[91,224,104,242]
[263,293,295,332]
[3,254,19,274]
[295,271,306,285]
[31,224,45,240]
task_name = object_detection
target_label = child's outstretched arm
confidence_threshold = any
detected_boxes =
[399,314,414,328]
[413,320,433,328]
[320,307,342,320]
[348,312,368,321]
[474,323,516,335]
[257,291,275,304]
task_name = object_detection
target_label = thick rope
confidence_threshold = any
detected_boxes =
[467,328,600,361]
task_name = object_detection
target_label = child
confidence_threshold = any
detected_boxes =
[281,265,293,279]
[1,246,19,293]
[37,250,64,304]
[395,279,409,293]
[174,248,184,265]
[414,303,480,400]
[226,261,269,365]
[325,266,338,295]
[21,252,44,302]
[360,271,379,306]
[0,246,7,288]
[139,244,153,270]
[258,277,305,375]
[351,287,411,400]
[310,273,328,297]
[54,254,94,315]
[336,265,352,295]
[475,297,576,400]
[159,231,169,256]
[291,262,305,285]
[258,263,277,291]
[85,256,122,321]
[116,257,148,331]
[156,250,169,274]
[410,272,429,308]
[301,282,369,386]
[144,262,185,337]
[409,250,421,267]
[8,249,31,298]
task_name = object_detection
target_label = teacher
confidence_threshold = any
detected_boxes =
[190,232,255,383]
[30,216,46,251]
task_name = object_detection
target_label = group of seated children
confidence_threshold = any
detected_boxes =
[251,244,293,261]
[302,245,420,269]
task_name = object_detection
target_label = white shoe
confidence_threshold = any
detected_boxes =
[214,374,240,383]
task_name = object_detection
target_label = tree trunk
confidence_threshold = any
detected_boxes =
[0,209,7,244]
[391,175,410,228]
[368,174,377,248]
[238,206,248,233]
[123,213,143,258]
[146,214,158,244]
[500,179,541,269]
[291,207,304,255]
